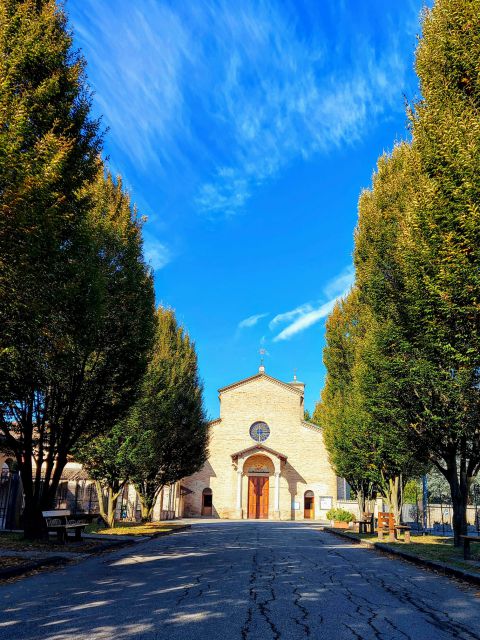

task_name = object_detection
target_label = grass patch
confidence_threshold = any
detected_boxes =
[85,521,185,537]
[345,531,480,574]
[0,532,105,553]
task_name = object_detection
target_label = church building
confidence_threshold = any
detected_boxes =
[181,365,338,520]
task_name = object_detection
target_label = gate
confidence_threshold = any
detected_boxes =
[0,469,20,529]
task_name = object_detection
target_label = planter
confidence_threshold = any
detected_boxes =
[333,521,351,529]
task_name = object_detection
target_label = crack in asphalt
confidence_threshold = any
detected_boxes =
[3,524,480,640]
[322,535,480,640]
[241,532,282,639]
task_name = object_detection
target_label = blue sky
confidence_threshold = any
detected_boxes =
[67,0,425,418]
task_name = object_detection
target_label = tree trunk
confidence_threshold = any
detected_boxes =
[94,481,123,528]
[94,481,109,527]
[19,461,50,540]
[451,495,467,547]
[356,487,365,515]
[136,490,156,522]
[107,488,116,528]
[444,460,469,547]
[19,443,69,539]
[383,476,402,524]
[23,498,47,540]
[139,497,153,522]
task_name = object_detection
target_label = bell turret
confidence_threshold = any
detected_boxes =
[289,371,305,394]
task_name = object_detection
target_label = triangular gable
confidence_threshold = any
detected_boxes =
[231,443,287,462]
[218,372,302,396]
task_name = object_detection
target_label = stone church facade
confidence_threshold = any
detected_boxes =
[181,367,338,520]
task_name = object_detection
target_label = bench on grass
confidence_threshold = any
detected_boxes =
[377,512,411,543]
[377,512,395,542]
[460,535,480,560]
[394,524,411,543]
[42,509,87,544]
[354,512,374,534]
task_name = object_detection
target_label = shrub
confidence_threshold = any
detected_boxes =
[326,508,355,522]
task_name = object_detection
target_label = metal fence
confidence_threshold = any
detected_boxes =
[402,490,480,535]
[0,475,102,530]
[54,479,101,516]
[0,467,174,530]
[0,469,21,529]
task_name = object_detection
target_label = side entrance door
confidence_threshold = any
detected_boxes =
[248,476,269,519]
[304,492,314,519]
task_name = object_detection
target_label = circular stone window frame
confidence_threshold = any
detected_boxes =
[249,421,271,443]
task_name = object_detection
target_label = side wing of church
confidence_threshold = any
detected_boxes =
[181,368,338,520]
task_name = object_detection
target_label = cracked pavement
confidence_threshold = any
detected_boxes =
[1,521,480,640]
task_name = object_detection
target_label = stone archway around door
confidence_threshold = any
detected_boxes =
[231,444,287,520]
[244,454,274,520]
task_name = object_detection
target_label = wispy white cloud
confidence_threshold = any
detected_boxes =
[143,233,172,271]
[191,6,411,216]
[70,1,193,173]
[69,0,419,219]
[238,312,269,329]
[273,299,338,342]
[272,265,354,341]
[269,303,314,330]
[322,264,355,299]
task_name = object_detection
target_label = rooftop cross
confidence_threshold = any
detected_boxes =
[259,348,266,373]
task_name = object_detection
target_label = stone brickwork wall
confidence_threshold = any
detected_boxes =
[182,372,338,520]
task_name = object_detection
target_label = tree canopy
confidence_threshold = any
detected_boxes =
[320,0,480,545]
[126,307,209,521]
[0,0,155,537]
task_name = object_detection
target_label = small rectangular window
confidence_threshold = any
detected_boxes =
[336,477,351,500]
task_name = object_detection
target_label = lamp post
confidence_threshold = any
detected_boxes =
[422,475,428,531]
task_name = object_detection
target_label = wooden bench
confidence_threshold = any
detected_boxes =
[460,535,480,560]
[377,513,412,543]
[42,509,87,544]
[394,524,411,543]
[354,512,374,534]
[377,512,396,542]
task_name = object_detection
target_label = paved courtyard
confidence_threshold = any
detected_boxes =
[1,522,480,640]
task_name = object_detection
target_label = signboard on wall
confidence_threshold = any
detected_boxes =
[320,496,333,510]
[292,501,300,510]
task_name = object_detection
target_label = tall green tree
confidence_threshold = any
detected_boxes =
[71,170,155,529]
[75,422,132,528]
[400,0,480,544]
[127,307,208,521]
[354,142,428,522]
[316,290,379,516]
[319,261,426,521]
[353,0,480,544]
[0,0,102,537]
[0,21,155,536]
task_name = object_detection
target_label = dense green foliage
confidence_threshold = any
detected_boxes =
[326,508,355,523]
[315,290,378,514]
[402,0,480,545]
[317,285,424,522]
[0,1,154,537]
[126,307,209,521]
[75,423,132,528]
[319,0,480,545]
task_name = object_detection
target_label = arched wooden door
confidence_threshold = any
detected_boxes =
[248,476,269,519]
[304,491,314,519]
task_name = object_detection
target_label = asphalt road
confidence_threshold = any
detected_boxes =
[1,521,480,640]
